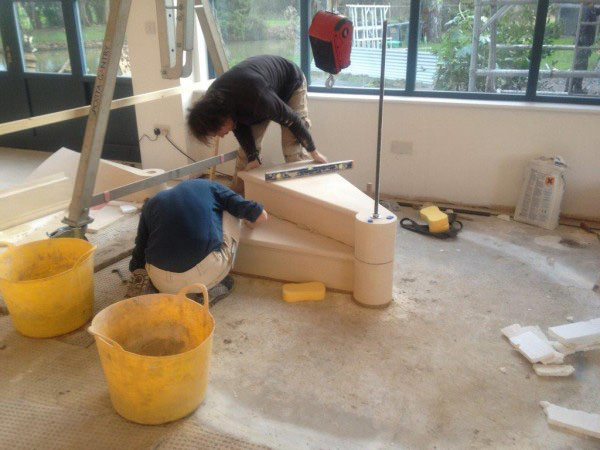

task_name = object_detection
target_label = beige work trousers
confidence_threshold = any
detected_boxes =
[235,75,312,173]
[146,212,241,294]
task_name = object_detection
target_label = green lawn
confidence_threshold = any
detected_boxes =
[265,18,288,26]
[28,24,106,47]
[540,37,600,70]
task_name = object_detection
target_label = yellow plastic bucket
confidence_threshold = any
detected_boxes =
[88,283,214,425]
[0,239,96,338]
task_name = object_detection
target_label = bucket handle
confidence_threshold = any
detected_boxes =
[87,326,125,351]
[75,244,97,267]
[177,283,210,310]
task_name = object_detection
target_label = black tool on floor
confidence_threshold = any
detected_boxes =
[400,213,463,239]
[112,268,128,284]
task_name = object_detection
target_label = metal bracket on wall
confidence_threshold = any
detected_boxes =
[156,0,195,79]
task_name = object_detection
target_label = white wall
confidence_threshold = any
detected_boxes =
[250,95,600,219]
[127,0,209,170]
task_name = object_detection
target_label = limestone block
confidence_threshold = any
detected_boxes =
[353,259,394,307]
[354,211,397,264]
[27,147,166,203]
[0,174,70,231]
[234,216,354,291]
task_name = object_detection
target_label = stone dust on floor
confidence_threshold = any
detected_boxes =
[1,209,599,449]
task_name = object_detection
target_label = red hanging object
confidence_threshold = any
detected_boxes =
[308,11,353,75]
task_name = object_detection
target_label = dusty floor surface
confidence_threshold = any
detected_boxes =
[1,209,599,449]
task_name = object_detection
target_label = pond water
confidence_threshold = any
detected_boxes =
[27,47,129,75]
[26,40,296,75]
[19,40,402,90]
[224,39,299,66]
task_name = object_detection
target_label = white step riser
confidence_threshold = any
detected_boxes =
[234,243,353,291]
[244,182,356,247]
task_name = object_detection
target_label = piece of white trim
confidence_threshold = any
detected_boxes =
[548,318,600,348]
[533,364,575,377]
[509,331,564,364]
[540,401,600,439]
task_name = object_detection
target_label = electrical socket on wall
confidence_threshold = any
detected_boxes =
[154,125,170,136]
[390,140,413,155]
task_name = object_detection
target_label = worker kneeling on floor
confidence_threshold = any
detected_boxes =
[127,179,268,302]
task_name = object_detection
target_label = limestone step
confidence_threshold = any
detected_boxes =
[233,215,353,291]
[239,161,394,246]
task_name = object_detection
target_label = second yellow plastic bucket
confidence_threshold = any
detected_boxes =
[0,239,96,338]
[88,283,214,425]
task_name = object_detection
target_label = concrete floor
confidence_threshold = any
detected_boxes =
[1,208,600,449]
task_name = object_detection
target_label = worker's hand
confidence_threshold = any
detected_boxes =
[310,150,328,164]
[255,209,268,225]
[243,209,268,229]
[244,159,261,171]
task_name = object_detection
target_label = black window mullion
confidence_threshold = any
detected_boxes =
[405,0,421,93]
[300,0,310,83]
[62,0,85,79]
[526,0,549,100]
[1,1,26,75]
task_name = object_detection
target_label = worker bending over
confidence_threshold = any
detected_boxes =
[127,179,267,301]
[187,55,327,191]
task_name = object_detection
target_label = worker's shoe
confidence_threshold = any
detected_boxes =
[187,275,234,306]
[125,268,155,298]
[208,275,234,306]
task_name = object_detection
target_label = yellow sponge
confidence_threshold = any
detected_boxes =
[419,205,449,233]
[282,282,326,302]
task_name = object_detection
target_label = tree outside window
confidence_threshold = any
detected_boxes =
[211,0,300,67]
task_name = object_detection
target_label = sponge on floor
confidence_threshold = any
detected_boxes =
[419,205,449,233]
[282,282,326,302]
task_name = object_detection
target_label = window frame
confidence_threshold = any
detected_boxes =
[299,0,600,106]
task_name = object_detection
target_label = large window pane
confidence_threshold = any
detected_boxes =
[212,0,300,67]
[417,0,537,94]
[309,1,410,89]
[15,1,71,73]
[79,0,130,76]
[0,32,6,70]
[537,1,600,98]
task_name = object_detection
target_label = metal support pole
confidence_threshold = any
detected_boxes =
[567,4,585,93]
[195,0,229,76]
[63,0,132,233]
[486,1,498,92]
[373,20,387,219]
[468,0,482,92]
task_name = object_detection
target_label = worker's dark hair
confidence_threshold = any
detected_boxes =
[187,91,230,144]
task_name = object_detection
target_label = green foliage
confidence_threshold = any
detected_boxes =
[214,0,268,41]
[433,6,561,91]
[434,12,477,91]
[16,3,64,31]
